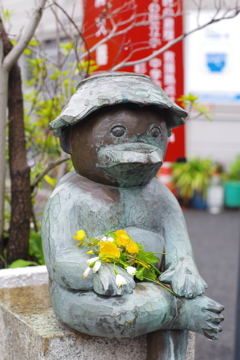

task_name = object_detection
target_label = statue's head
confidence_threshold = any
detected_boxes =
[49,72,187,188]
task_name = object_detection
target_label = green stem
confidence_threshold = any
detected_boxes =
[153,252,169,255]
[150,263,161,276]
[143,276,181,298]
[113,263,118,275]
[0,254,8,268]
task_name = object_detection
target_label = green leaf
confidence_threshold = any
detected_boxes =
[227,155,240,180]
[9,259,39,268]
[136,250,158,265]
[28,38,39,47]
[43,175,56,187]
[144,252,159,264]
[143,270,157,280]
[3,9,15,22]
[177,93,199,106]
[135,267,145,281]
[135,242,144,250]
[104,231,117,240]
[24,48,32,56]
[29,231,45,265]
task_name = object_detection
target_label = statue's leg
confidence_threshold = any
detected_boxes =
[147,330,189,360]
[49,280,177,338]
[49,280,223,341]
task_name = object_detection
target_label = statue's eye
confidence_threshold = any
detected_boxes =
[110,125,126,137]
[150,126,161,138]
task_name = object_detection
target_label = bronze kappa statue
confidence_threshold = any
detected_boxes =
[42,72,224,359]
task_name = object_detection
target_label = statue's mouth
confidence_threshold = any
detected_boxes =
[97,143,163,169]
[97,143,163,187]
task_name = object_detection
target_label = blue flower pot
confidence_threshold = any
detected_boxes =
[191,191,207,209]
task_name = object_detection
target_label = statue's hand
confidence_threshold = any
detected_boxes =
[159,259,208,298]
[93,263,136,296]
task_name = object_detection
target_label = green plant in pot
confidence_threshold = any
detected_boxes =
[172,158,214,208]
[223,155,240,208]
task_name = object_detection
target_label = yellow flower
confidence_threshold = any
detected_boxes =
[115,229,130,246]
[72,229,86,245]
[87,250,94,254]
[116,234,130,246]
[116,230,128,237]
[99,241,120,260]
[126,240,139,254]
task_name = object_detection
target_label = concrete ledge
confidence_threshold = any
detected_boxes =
[0,265,48,288]
[0,284,147,360]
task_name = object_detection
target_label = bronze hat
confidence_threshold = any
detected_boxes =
[49,72,187,137]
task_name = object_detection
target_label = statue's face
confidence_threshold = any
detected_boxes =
[70,104,168,187]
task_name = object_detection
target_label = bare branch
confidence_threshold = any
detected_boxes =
[28,45,59,67]
[31,157,71,190]
[84,10,182,42]
[111,34,184,71]
[80,12,184,63]
[52,0,91,78]
[3,0,47,72]
[111,7,240,71]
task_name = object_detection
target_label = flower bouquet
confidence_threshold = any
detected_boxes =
[73,229,179,297]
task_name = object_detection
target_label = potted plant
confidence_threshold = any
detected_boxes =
[223,155,240,208]
[172,158,214,209]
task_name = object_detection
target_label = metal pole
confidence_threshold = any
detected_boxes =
[234,215,240,360]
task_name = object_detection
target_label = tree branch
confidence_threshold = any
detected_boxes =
[52,0,91,77]
[3,0,47,72]
[111,8,240,71]
[31,157,71,190]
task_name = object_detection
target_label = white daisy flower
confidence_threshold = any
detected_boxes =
[82,267,91,278]
[87,256,99,265]
[107,236,114,242]
[126,266,137,276]
[116,274,127,287]
[93,261,101,273]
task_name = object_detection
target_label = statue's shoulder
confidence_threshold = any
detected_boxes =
[47,171,112,204]
[147,178,173,197]
[147,178,181,211]
[47,171,84,203]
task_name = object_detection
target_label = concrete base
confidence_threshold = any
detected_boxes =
[0,283,195,360]
[0,265,48,288]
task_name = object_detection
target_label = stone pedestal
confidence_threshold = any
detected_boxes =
[0,283,195,360]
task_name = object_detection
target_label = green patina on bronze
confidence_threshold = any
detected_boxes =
[49,72,187,137]
[42,72,224,359]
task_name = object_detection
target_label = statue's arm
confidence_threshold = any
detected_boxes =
[42,192,94,291]
[41,190,135,294]
[159,186,208,298]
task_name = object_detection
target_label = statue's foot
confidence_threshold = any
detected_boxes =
[173,295,224,340]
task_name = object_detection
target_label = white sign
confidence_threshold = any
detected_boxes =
[185,11,240,103]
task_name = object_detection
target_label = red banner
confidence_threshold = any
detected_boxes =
[82,0,185,162]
